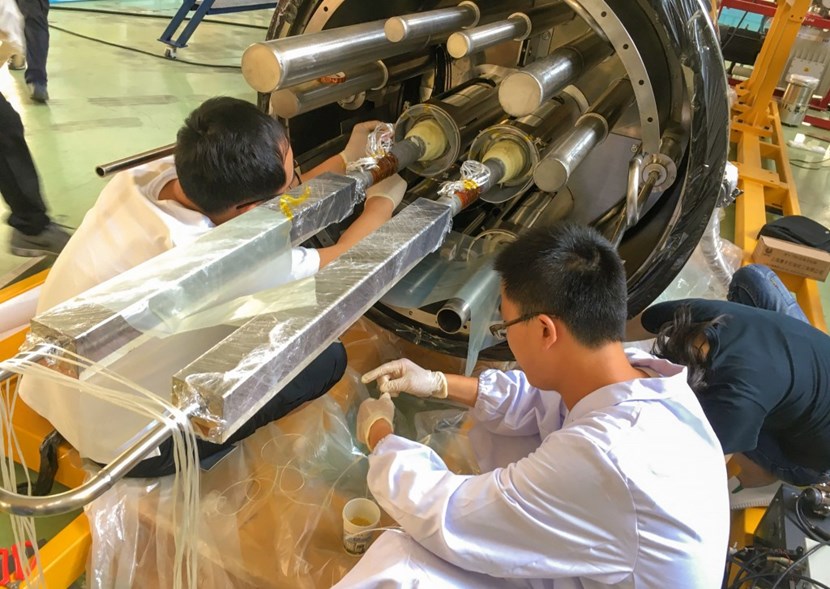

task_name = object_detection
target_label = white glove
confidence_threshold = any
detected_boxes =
[361,359,448,399]
[356,392,395,450]
[365,174,407,208]
[340,120,383,164]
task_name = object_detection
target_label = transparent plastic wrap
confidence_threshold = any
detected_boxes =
[346,123,396,175]
[654,207,741,303]
[26,174,361,366]
[621,0,730,313]
[172,198,454,444]
[437,160,492,202]
[86,323,481,589]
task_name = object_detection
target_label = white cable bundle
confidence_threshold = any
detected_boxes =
[0,348,201,589]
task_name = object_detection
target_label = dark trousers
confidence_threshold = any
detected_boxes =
[126,341,348,478]
[15,0,49,86]
[0,92,50,235]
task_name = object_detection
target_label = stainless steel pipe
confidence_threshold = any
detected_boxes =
[533,78,635,192]
[96,143,176,177]
[242,19,432,93]
[385,2,480,43]
[447,3,573,59]
[270,62,388,119]
[436,260,499,334]
[498,31,612,117]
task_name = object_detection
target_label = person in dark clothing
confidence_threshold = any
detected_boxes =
[14,0,49,102]
[0,91,69,255]
[633,264,830,488]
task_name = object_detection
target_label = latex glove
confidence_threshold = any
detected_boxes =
[361,359,448,399]
[340,120,383,164]
[357,393,395,450]
[365,174,407,208]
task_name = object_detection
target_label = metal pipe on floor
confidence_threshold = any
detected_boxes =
[498,31,613,117]
[533,78,635,192]
[95,143,176,177]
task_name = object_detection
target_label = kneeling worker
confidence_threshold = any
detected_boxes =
[341,223,729,588]
[21,97,406,478]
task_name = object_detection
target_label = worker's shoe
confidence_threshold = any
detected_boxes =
[8,54,26,70]
[28,82,48,103]
[728,477,782,510]
[10,224,71,257]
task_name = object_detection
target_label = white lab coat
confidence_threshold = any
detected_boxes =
[20,157,320,464]
[336,351,729,589]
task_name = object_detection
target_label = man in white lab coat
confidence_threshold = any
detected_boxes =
[345,223,729,589]
[22,97,405,478]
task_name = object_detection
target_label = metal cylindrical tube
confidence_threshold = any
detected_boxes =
[626,153,644,228]
[533,79,635,192]
[96,143,176,177]
[447,2,573,59]
[270,62,388,119]
[498,31,612,117]
[242,20,429,93]
[436,261,499,334]
[385,2,480,43]
[480,158,507,191]
[447,14,529,58]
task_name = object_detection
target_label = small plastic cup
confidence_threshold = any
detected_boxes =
[342,498,381,555]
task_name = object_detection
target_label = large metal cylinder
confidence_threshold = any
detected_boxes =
[498,31,612,117]
[533,78,635,192]
[385,2,480,43]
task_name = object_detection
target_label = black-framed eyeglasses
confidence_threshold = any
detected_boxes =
[489,312,556,340]
[234,167,302,210]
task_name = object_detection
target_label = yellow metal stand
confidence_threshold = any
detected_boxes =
[730,0,827,332]
[0,273,90,589]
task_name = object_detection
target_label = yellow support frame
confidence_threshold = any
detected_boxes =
[0,273,90,589]
[730,0,827,332]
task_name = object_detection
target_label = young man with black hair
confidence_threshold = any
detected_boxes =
[21,96,405,476]
[342,223,729,588]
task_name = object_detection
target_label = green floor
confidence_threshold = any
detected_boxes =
[0,1,829,580]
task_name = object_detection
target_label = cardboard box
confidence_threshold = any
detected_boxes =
[752,235,830,281]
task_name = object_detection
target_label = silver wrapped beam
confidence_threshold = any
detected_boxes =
[172,198,453,443]
[28,173,361,365]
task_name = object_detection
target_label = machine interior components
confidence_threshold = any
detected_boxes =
[248,0,728,361]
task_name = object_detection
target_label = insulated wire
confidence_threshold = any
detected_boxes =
[50,4,268,30]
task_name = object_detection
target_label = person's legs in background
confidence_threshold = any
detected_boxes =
[727,264,809,323]
[0,91,70,256]
[15,0,49,102]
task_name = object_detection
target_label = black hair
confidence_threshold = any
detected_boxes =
[651,305,726,394]
[494,222,627,348]
[175,97,290,215]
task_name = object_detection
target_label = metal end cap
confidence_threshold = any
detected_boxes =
[446,32,471,59]
[499,72,543,117]
[241,43,282,93]
[533,157,568,193]
[384,18,407,43]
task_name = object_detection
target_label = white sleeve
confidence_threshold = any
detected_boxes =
[470,370,563,437]
[368,433,636,581]
[290,247,320,281]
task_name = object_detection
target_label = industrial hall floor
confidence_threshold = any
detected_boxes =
[1,0,830,556]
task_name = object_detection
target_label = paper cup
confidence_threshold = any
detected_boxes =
[342,498,380,555]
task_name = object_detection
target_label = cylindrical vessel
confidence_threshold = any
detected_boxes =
[498,31,612,117]
[385,2,479,43]
[780,74,819,127]
[447,3,573,59]
[533,78,635,192]
[436,261,499,334]
[96,143,176,177]
[270,62,387,119]
[447,14,530,58]
[242,19,429,93]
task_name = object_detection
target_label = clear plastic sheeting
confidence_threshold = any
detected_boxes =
[346,123,396,174]
[26,173,361,366]
[85,321,483,589]
[437,160,491,199]
[654,208,741,303]
[173,199,454,444]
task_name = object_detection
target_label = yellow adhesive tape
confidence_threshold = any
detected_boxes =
[279,186,311,220]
